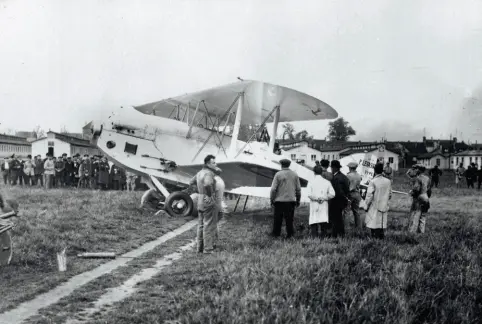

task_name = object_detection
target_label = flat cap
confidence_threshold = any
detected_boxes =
[280,158,291,166]
[347,162,358,168]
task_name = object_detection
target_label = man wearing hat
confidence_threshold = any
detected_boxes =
[329,160,350,237]
[346,161,363,228]
[270,158,301,239]
[364,163,392,239]
[43,154,55,189]
[320,159,333,181]
[408,164,430,233]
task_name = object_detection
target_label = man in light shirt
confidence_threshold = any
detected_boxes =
[43,154,55,189]
[346,162,363,228]
[1,157,9,185]
[308,166,335,238]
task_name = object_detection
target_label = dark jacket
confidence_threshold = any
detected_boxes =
[330,171,350,208]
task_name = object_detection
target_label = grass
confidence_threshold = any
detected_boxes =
[0,186,193,314]
[3,170,482,323]
[67,171,482,324]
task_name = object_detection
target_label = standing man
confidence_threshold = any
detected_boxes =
[364,163,392,239]
[455,163,465,188]
[34,155,44,187]
[467,163,476,189]
[1,157,9,185]
[78,155,92,189]
[23,155,36,186]
[346,162,363,228]
[126,170,137,191]
[429,165,442,188]
[43,154,55,189]
[329,160,350,237]
[9,155,22,186]
[320,159,333,181]
[270,158,301,239]
[408,165,430,234]
[308,166,335,238]
[189,154,219,254]
[477,165,482,190]
[213,167,225,245]
[383,162,393,181]
[64,157,74,187]
[54,156,65,188]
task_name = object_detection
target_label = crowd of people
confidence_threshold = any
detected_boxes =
[454,162,482,189]
[190,154,430,254]
[1,153,138,191]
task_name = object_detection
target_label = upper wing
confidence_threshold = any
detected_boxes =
[133,80,338,125]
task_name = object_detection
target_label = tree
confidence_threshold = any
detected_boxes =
[282,123,296,140]
[60,125,69,134]
[32,125,45,139]
[327,117,356,142]
[295,130,309,141]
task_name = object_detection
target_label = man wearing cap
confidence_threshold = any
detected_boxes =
[54,156,65,187]
[364,163,392,239]
[270,158,301,239]
[78,155,92,189]
[408,164,430,233]
[33,155,44,187]
[43,154,55,189]
[329,160,350,237]
[346,161,363,228]
[455,163,465,188]
[383,162,393,181]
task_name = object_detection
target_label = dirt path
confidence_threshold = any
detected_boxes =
[0,219,198,324]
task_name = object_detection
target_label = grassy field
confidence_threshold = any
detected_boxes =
[2,169,482,323]
[64,170,482,323]
[0,186,193,314]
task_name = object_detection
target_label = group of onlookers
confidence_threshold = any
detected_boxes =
[1,153,139,191]
[454,162,482,189]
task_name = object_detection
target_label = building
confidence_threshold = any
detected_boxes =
[0,134,32,158]
[415,149,451,169]
[451,150,482,169]
[278,140,323,167]
[339,143,400,171]
[31,131,101,158]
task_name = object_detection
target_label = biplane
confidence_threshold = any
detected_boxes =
[90,79,338,217]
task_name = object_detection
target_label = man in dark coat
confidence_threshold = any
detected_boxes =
[329,160,350,237]
[429,165,443,188]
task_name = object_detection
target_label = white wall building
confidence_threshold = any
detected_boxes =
[339,144,400,171]
[451,150,482,169]
[31,131,101,158]
[0,134,31,158]
[282,141,323,168]
[416,149,451,169]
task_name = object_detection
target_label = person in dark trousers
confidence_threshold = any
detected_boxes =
[478,165,482,190]
[466,163,476,188]
[429,165,443,188]
[329,160,350,238]
[270,158,301,239]
[33,155,44,187]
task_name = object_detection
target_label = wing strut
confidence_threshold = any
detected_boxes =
[190,93,242,162]
[234,105,279,159]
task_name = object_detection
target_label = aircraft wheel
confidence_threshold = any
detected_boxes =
[164,192,194,218]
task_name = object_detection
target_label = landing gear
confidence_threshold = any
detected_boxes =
[140,175,194,218]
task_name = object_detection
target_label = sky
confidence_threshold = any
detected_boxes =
[1,0,482,142]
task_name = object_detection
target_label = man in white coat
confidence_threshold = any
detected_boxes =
[364,163,392,239]
[308,166,336,238]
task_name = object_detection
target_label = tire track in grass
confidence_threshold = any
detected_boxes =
[0,219,198,324]
[66,220,226,324]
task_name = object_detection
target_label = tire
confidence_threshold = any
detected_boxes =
[164,191,194,218]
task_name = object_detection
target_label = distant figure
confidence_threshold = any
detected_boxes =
[320,159,333,181]
[189,154,219,254]
[346,162,363,228]
[364,163,392,239]
[125,171,137,191]
[23,155,35,186]
[478,165,482,190]
[34,155,44,187]
[467,163,476,189]
[383,162,393,180]
[308,166,335,238]
[455,163,465,188]
[270,158,301,239]
[315,160,320,167]
[1,157,9,185]
[429,165,442,188]
[408,165,430,234]
[329,160,350,238]
[43,155,55,189]
[78,155,92,189]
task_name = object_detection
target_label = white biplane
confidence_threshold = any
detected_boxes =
[90,79,338,217]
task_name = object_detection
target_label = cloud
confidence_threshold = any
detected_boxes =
[353,120,425,142]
